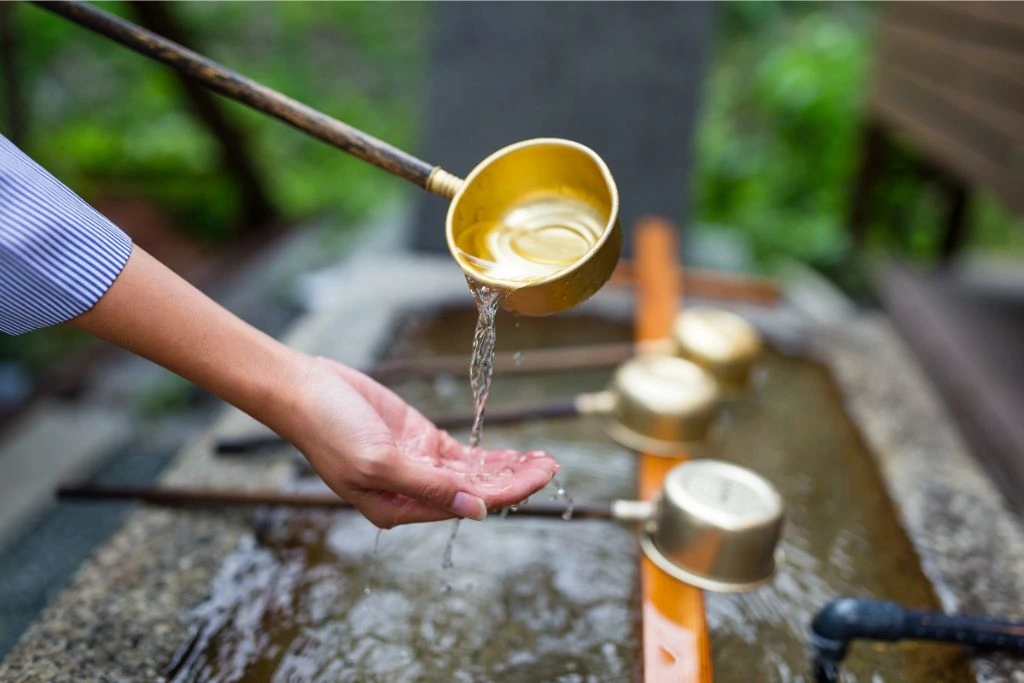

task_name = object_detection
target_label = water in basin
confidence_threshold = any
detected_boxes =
[167,307,970,682]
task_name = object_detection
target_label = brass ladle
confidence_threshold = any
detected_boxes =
[374,306,764,391]
[59,458,783,593]
[35,1,620,316]
[218,354,723,457]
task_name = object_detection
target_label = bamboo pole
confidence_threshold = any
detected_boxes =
[634,217,713,683]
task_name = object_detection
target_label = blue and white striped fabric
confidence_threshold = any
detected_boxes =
[0,133,133,335]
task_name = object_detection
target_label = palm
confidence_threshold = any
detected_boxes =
[332,362,559,509]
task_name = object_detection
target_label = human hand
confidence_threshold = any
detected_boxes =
[67,248,557,528]
[272,356,560,528]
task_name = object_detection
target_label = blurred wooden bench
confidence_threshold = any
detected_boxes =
[849,1,1024,262]
[853,2,1024,511]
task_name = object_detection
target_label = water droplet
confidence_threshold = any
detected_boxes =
[362,528,385,595]
[550,476,575,520]
[510,503,519,513]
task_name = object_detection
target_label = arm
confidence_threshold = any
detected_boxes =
[1,135,557,527]
[68,247,558,527]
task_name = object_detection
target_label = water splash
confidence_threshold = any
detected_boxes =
[441,281,505,577]
[441,520,460,592]
[363,529,384,595]
[551,476,575,520]
[467,281,505,470]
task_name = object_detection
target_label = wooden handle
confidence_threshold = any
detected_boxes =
[32,1,458,195]
[56,483,614,519]
[215,399,582,455]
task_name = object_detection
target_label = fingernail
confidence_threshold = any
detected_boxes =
[451,492,487,521]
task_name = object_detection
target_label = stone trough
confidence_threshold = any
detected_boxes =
[2,245,1023,682]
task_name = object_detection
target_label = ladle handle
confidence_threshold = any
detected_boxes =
[32,1,463,198]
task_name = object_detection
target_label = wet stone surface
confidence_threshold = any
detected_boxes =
[165,309,642,682]
[1,255,1022,682]
[168,308,970,682]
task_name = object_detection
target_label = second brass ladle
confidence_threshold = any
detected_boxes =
[218,353,723,457]
[216,307,762,455]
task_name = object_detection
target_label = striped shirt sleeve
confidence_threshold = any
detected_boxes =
[0,133,133,335]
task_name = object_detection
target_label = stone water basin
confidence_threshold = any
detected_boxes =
[167,306,970,682]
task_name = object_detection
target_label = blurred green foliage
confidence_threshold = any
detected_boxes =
[1,1,429,377]
[10,1,428,243]
[2,2,1022,377]
[691,2,1024,269]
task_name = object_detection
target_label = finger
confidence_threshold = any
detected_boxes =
[352,490,458,528]
[473,452,560,510]
[370,455,489,522]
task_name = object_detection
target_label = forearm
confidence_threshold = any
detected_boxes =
[71,245,304,427]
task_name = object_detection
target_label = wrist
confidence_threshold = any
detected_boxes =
[228,341,312,434]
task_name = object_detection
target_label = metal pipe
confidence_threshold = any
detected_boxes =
[32,1,441,191]
[810,598,1024,683]
[56,483,621,520]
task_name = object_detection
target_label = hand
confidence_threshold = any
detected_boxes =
[70,248,557,529]
[272,356,560,528]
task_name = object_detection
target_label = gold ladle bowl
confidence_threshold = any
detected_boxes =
[444,139,621,316]
[573,355,722,455]
[672,307,763,389]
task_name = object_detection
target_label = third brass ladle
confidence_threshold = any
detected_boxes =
[37,1,621,316]
[374,306,765,393]
[59,457,785,593]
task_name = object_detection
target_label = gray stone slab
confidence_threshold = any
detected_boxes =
[815,317,1024,683]
[0,402,129,551]
[410,2,713,257]
[0,441,176,659]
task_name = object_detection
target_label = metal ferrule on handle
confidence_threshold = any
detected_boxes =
[32,0,462,196]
